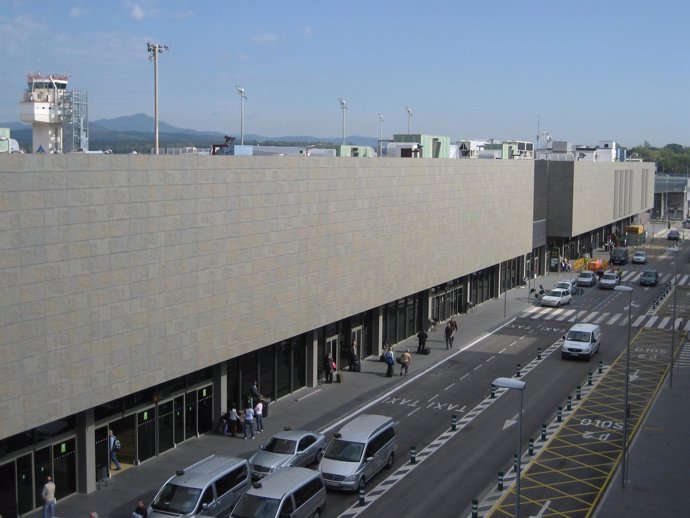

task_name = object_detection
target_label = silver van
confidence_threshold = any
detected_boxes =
[230,467,326,518]
[148,455,251,518]
[562,323,601,360]
[318,414,397,491]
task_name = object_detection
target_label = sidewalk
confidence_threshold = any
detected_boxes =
[33,274,686,518]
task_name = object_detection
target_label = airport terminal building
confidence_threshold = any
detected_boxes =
[0,153,653,515]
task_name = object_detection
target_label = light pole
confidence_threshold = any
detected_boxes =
[378,113,384,156]
[147,42,169,155]
[492,377,526,518]
[405,106,413,134]
[338,98,347,145]
[614,284,633,487]
[235,85,247,145]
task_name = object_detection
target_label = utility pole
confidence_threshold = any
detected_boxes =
[147,42,169,155]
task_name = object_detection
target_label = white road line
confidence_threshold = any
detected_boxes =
[444,383,455,391]
[459,373,470,381]
[607,314,622,325]
[632,315,646,327]
[645,316,658,328]
[499,348,507,354]
[407,407,420,417]
[594,312,610,324]
[486,355,496,363]
[427,394,438,402]
[658,316,670,329]
[473,364,483,371]
[581,311,597,323]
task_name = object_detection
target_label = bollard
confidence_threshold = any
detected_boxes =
[358,478,365,505]
[576,384,582,400]
[497,471,504,491]
[514,451,519,471]
[410,445,417,464]
[598,360,603,374]
[567,395,572,411]
[516,363,521,377]
[490,383,496,399]
[588,371,593,386]
[541,423,547,441]
[472,498,479,518]
[451,414,457,432]
[528,437,534,456]
[537,347,542,360]
[557,406,563,422]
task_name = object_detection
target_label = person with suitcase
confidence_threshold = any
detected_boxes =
[416,329,428,354]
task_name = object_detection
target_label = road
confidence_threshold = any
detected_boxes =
[319,242,686,517]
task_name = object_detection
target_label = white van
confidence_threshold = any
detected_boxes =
[148,455,251,518]
[230,467,326,518]
[561,323,601,360]
[318,414,397,491]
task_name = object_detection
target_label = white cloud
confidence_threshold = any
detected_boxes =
[130,4,145,20]
[251,31,278,44]
[69,7,86,18]
[302,26,312,37]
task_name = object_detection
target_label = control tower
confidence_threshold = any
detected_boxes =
[19,73,69,153]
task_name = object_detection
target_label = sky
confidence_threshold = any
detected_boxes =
[0,0,689,147]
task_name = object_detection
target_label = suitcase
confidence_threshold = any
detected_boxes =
[422,347,430,355]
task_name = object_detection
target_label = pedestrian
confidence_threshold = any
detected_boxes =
[108,429,121,471]
[450,317,458,347]
[243,404,255,439]
[416,329,428,354]
[132,498,148,518]
[248,380,263,408]
[254,400,264,433]
[228,407,240,437]
[444,322,453,349]
[41,475,56,518]
[384,346,395,377]
[400,349,412,376]
[323,352,334,383]
[349,341,359,371]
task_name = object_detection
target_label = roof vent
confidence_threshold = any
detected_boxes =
[176,470,185,476]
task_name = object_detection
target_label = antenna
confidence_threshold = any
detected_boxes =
[338,98,347,145]
[236,85,247,145]
[146,42,170,155]
[405,106,413,134]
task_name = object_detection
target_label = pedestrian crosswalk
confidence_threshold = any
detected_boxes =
[524,271,690,331]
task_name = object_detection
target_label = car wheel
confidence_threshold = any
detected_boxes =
[568,298,571,305]
[561,351,568,359]
[315,448,324,464]
[386,452,395,469]
[556,301,560,307]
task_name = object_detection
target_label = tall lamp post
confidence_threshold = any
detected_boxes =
[235,85,247,145]
[338,98,347,145]
[147,42,169,155]
[405,106,413,134]
[492,377,526,518]
[614,284,633,487]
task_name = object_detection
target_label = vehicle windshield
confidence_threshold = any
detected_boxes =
[556,282,570,289]
[547,290,563,297]
[151,483,201,514]
[642,271,656,278]
[602,273,617,280]
[634,253,645,257]
[232,494,281,518]
[566,331,591,343]
[264,437,297,454]
[580,272,593,278]
[324,439,364,462]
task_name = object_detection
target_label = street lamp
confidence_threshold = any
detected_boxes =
[147,42,169,155]
[492,377,526,518]
[338,98,347,145]
[235,85,247,145]
[405,106,413,134]
[614,284,633,487]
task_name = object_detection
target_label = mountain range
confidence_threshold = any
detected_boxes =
[1,114,378,153]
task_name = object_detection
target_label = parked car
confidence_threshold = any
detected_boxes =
[577,270,597,287]
[248,430,326,480]
[610,248,629,265]
[640,269,659,286]
[667,230,681,240]
[632,251,647,264]
[598,272,621,289]
[541,288,572,307]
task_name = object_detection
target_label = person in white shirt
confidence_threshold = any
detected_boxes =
[42,475,56,518]
[243,405,255,439]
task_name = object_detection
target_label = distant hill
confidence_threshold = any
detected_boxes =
[1,114,378,153]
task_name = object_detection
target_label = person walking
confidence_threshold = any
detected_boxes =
[384,346,395,377]
[416,329,428,354]
[248,380,263,408]
[41,475,56,518]
[243,405,255,440]
[400,349,412,376]
[444,322,453,350]
[132,498,148,518]
[228,408,240,437]
[254,400,264,433]
[323,353,334,383]
[450,317,458,348]
[108,430,121,471]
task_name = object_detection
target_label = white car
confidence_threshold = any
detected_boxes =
[576,271,597,287]
[541,288,572,307]
[598,272,620,289]
[555,279,576,291]
[632,251,647,264]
